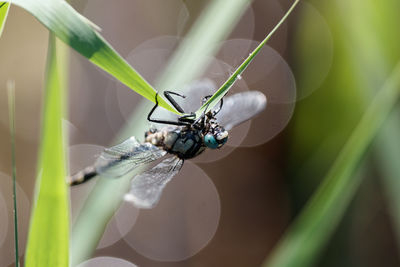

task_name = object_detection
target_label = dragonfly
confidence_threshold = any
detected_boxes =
[68,89,266,209]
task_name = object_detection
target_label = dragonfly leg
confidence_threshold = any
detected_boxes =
[164,91,186,113]
[164,91,197,124]
[201,95,224,116]
[212,98,224,116]
[147,92,192,126]
[193,103,209,128]
[178,112,196,124]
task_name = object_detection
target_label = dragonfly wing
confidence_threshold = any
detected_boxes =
[216,91,267,130]
[95,136,167,179]
[124,156,184,209]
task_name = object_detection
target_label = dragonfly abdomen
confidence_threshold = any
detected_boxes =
[67,166,97,186]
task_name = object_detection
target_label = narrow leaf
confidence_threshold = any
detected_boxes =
[25,35,69,267]
[8,0,176,112]
[263,62,400,267]
[195,0,300,117]
[7,80,19,267]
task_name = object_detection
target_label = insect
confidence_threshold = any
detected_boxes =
[68,88,266,208]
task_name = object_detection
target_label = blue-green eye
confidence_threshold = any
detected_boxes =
[204,134,219,149]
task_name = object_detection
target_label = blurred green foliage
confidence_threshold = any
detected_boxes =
[283,0,400,265]
[265,61,400,267]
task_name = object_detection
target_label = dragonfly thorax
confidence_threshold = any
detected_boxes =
[145,109,229,159]
[145,127,206,159]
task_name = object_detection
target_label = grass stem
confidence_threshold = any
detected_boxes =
[7,80,19,267]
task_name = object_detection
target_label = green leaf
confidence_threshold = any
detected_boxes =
[195,0,300,117]
[7,0,176,113]
[0,1,11,37]
[263,62,400,267]
[25,35,69,267]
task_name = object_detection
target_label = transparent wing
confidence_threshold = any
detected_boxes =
[95,136,167,178]
[216,91,267,130]
[124,157,184,209]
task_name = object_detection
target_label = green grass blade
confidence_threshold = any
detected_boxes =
[25,34,69,267]
[8,0,175,112]
[195,0,300,117]
[263,62,400,267]
[7,80,19,267]
[0,1,11,37]
[70,0,253,264]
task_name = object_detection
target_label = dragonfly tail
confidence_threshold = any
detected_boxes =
[67,166,97,186]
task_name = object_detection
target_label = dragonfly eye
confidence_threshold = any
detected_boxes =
[204,127,228,149]
[204,134,219,149]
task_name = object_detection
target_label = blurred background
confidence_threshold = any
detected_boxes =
[1,0,400,266]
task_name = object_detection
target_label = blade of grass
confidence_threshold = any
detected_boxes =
[337,0,400,250]
[25,34,69,267]
[195,0,300,117]
[70,0,253,264]
[263,62,400,267]
[6,0,175,112]
[0,1,10,37]
[7,80,19,267]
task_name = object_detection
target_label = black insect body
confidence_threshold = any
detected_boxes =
[144,92,228,160]
[68,86,266,209]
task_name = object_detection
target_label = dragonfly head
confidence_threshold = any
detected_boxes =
[204,124,228,149]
